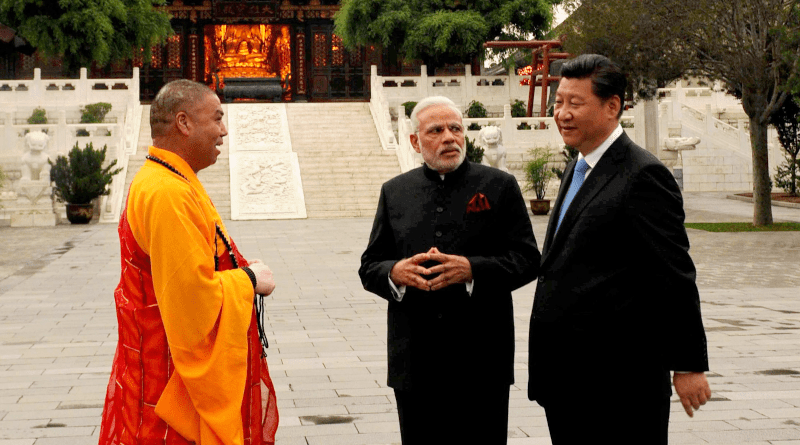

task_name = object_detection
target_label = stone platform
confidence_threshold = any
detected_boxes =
[1,192,800,444]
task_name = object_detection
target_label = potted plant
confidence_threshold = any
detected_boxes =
[77,102,112,136]
[401,101,417,117]
[465,135,484,163]
[28,107,47,125]
[523,147,556,215]
[466,100,487,130]
[49,141,122,224]
[551,145,580,180]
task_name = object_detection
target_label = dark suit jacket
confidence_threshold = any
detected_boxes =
[527,133,709,405]
[360,161,540,391]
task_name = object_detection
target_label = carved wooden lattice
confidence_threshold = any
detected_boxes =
[20,53,35,74]
[151,45,163,69]
[349,45,363,67]
[331,34,344,67]
[132,48,144,68]
[167,35,182,69]
[313,33,327,67]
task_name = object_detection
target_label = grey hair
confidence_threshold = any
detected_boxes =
[150,79,215,138]
[410,96,463,133]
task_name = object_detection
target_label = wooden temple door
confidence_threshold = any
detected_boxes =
[139,26,187,100]
[309,26,368,100]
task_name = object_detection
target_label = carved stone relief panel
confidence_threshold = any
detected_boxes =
[228,103,307,219]
[229,104,293,152]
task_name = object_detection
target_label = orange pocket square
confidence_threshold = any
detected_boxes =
[466,193,491,213]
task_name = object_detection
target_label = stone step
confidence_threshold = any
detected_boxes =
[123,102,399,220]
[306,209,377,219]
[298,166,399,174]
[286,103,400,218]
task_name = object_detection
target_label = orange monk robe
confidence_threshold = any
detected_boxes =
[126,146,255,445]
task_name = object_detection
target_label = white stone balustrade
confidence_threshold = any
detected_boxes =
[372,64,543,114]
[657,81,743,118]
[369,65,398,151]
[370,63,642,173]
[658,98,781,192]
[0,67,140,225]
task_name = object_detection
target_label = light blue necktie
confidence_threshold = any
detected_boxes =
[556,158,590,232]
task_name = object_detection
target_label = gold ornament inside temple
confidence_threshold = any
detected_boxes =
[204,24,292,97]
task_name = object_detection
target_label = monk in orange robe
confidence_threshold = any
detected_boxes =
[99,79,279,445]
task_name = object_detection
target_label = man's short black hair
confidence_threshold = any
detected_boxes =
[560,54,627,118]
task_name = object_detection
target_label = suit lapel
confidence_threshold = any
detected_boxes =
[542,159,575,256]
[541,134,630,265]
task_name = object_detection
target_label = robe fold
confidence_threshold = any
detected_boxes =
[99,146,279,445]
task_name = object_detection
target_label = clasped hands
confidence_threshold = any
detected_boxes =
[248,259,276,296]
[390,247,472,292]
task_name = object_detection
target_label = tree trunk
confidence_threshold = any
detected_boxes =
[749,116,773,225]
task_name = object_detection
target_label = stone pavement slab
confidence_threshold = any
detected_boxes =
[0,192,799,444]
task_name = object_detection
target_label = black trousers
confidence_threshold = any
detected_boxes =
[394,385,510,445]
[543,396,670,445]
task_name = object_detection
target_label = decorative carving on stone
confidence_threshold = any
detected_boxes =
[663,137,700,189]
[22,131,51,181]
[664,136,701,152]
[227,103,307,219]
[233,152,306,218]
[12,130,56,226]
[477,126,508,173]
[230,104,292,152]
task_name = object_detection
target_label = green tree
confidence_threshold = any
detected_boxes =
[334,0,558,71]
[558,0,688,100]
[689,0,800,225]
[0,0,172,74]
[559,0,800,226]
[771,96,800,196]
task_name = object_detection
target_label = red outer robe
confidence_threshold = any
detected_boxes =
[99,147,278,445]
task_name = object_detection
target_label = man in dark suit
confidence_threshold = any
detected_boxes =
[527,54,711,444]
[360,96,540,444]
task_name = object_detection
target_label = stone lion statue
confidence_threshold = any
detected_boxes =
[22,131,51,182]
[478,126,508,172]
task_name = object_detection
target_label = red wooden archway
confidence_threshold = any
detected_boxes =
[483,40,570,117]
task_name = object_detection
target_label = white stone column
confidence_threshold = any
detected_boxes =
[420,65,429,97]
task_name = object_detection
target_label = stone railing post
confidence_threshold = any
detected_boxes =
[464,64,472,105]
[131,67,140,103]
[738,119,749,154]
[420,65,429,97]
[3,111,12,151]
[502,103,514,148]
[659,101,670,141]
[675,81,685,103]
[57,110,68,155]
[78,67,88,104]
[32,68,43,104]
[706,104,714,135]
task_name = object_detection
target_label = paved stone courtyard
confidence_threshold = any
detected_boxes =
[1,192,800,445]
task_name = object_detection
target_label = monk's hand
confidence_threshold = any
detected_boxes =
[673,372,711,417]
[425,247,472,291]
[248,261,276,296]
[390,252,431,291]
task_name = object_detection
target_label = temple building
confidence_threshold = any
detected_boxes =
[6,0,417,101]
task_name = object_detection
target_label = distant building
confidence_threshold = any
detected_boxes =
[0,0,479,101]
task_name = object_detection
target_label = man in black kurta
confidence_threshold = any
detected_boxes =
[359,96,540,444]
